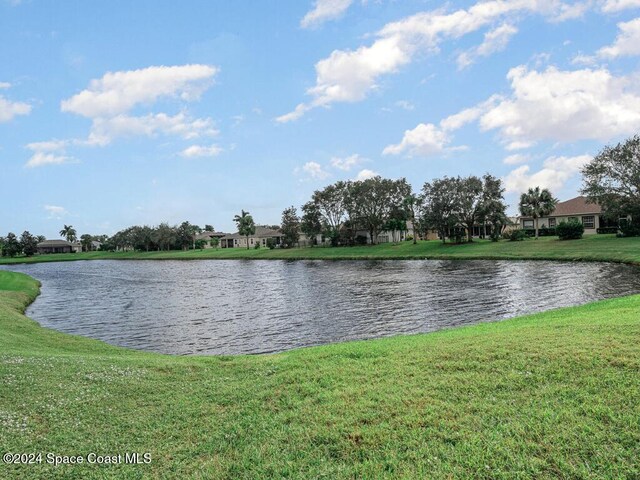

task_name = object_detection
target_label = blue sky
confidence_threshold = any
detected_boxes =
[2,0,640,237]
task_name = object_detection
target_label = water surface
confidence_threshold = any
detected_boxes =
[3,259,639,355]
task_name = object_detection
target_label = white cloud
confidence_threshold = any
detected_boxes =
[457,23,518,69]
[26,152,75,168]
[0,95,31,122]
[26,139,69,152]
[503,155,591,193]
[300,161,330,179]
[61,64,218,118]
[355,169,379,180]
[330,153,365,171]
[601,0,640,13]
[180,144,223,158]
[503,153,530,165]
[394,100,415,111]
[382,123,450,157]
[44,205,69,219]
[479,65,640,147]
[0,82,11,89]
[301,0,353,28]
[86,113,218,146]
[279,0,583,121]
[598,18,640,58]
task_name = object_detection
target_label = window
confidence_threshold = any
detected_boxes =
[262,239,266,246]
[548,218,556,228]
[523,220,534,229]
[582,216,595,229]
[251,238,254,245]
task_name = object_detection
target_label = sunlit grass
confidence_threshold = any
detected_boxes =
[1,269,639,478]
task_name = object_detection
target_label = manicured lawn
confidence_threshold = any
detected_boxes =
[1,234,640,265]
[1,270,639,479]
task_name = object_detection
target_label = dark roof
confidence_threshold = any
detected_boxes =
[194,231,228,240]
[551,196,601,216]
[221,226,282,240]
[37,240,72,247]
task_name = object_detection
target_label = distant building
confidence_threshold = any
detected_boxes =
[518,196,609,234]
[194,231,228,249]
[37,240,82,254]
[220,226,283,248]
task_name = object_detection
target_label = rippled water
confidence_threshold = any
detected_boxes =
[3,259,640,355]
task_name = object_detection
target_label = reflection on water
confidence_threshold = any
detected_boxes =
[3,259,640,355]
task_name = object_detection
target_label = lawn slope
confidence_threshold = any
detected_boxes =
[1,270,639,479]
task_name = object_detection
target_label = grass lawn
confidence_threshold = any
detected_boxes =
[1,234,640,265]
[1,269,639,479]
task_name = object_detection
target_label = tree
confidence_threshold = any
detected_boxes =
[422,177,461,244]
[1,233,21,257]
[80,234,93,252]
[280,206,300,248]
[176,221,201,250]
[456,176,484,243]
[210,237,220,249]
[300,201,323,246]
[581,135,640,229]
[403,194,422,244]
[479,174,508,241]
[20,231,38,257]
[153,223,177,251]
[312,181,349,245]
[519,187,558,239]
[204,224,215,232]
[59,224,77,243]
[233,210,256,250]
[350,177,411,245]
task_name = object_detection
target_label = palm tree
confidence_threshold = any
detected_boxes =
[233,210,256,249]
[59,224,77,243]
[518,187,558,239]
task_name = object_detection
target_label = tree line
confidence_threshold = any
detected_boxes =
[2,135,638,257]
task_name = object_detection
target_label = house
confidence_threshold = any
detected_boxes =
[194,231,228,248]
[518,196,613,234]
[220,226,283,248]
[37,239,82,254]
[90,240,102,251]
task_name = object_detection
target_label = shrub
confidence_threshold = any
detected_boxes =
[504,229,527,241]
[254,242,261,249]
[619,219,640,237]
[597,227,618,234]
[355,235,368,246]
[405,234,414,242]
[556,220,584,240]
[266,238,276,249]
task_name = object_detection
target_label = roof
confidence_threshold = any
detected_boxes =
[520,196,602,219]
[550,196,601,216]
[194,231,228,240]
[37,240,73,247]
[221,226,282,239]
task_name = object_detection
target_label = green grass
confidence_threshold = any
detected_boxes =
[1,269,639,479]
[2,234,640,265]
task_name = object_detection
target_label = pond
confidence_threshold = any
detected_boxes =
[3,259,640,355]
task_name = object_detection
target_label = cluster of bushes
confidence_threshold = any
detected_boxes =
[556,221,584,240]
[503,230,527,241]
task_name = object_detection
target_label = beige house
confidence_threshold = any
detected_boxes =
[194,231,228,248]
[37,240,82,254]
[220,226,283,248]
[519,196,611,234]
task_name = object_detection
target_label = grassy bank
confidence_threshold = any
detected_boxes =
[1,234,640,266]
[1,270,639,478]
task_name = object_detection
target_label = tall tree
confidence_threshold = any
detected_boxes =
[59,224,77,243]
[80,234,94,252]
[176,221,201,251]
[350,177,411,245]
[204,224,215,232]
[422,177,461,244]
[300,201,323,246]
[153,223,177,251]
[20,231,38,257]
[581,135,640,226]
[456,176,484,243]
[480,174,508,240]
[234,210,256,250]
[1,233,21,257]
[312,181,349,245]
[280,206,300,248]
[403,194,422,244]
[519,187,558,239]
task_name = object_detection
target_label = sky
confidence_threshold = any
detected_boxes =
[2,0,640,238]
